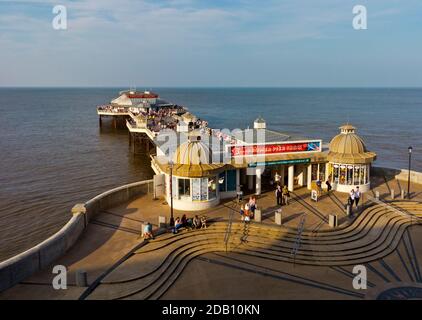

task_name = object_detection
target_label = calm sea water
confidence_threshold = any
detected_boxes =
[0,88,421,261]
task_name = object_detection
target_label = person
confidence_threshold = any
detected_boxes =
[181,214,187,227]
[249,196,256,214]
[193,215,201,229]
[200,216,207,229]
[282,185,290,206]
[143,222,154,240]
[348,189,355,208]
[354,186,361,208]
[186,217,193,230]
[325,180,332,192]
[244,203,250,218]
[244,213,250,223]
[275,185,282,206]
[316,180,322,195]
[240,205,245,221]
[173,217,183,234]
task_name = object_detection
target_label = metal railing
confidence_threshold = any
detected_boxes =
[291,215,306,265]
[224,207,235,253]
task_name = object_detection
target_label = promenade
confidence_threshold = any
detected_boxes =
[1,175,422,300]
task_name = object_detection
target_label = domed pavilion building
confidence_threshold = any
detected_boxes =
[152,135,238,211]
[327,124,376,192]
[151,119,378,212]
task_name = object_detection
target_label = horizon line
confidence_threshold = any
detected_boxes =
[1,86,422,89]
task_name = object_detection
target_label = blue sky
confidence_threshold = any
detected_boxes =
[0,0,422,87]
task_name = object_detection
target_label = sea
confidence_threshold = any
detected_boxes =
[0,88,421,261]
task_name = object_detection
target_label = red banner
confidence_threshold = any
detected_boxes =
[231,142,312,157]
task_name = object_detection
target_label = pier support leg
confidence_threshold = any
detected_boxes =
[99,115,102,128]
[133,134,137,154]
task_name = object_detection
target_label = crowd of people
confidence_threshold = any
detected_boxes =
[143,214,208,239]
[211,129,238,144]
[97,104,128,113]
[172,214,207,234]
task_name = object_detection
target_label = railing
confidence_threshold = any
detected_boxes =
[291,215,306,265]
[97,106,131,115]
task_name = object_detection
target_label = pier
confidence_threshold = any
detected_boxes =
[96,90,378,213]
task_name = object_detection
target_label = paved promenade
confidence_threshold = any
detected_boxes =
[1,177,422,300]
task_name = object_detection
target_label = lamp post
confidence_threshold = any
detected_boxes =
[408,146,412,199]
[169,160,175,227]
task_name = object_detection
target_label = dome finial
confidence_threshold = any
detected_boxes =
[254,116,266,129]
[339,123,356,134]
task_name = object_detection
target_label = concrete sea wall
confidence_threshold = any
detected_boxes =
[372,166,422,185]
[0,179,153,292]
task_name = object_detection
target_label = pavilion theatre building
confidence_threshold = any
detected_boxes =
[151,118,376,211]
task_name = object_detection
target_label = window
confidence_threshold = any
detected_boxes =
[354,166,360,185]
[318,164,325,181]
[347,166,353,185]
[226,170,236,191]
[208,177,217,200]
[192,178,201,201]
[219,172,226,192]
[339,165,346,184]
[311,164,318,180]
[178,179,190,198]
[333,164,339,183]
[219,170,237,192]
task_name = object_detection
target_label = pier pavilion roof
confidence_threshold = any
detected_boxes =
[154,138,228,178]
[327,124,376,164]
[154,158,227,178]
[234,128,311,144]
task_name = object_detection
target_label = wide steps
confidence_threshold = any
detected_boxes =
[84,201,422,300]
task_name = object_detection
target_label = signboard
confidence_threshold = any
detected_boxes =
[248,158,311,168]
[231,141,321,157]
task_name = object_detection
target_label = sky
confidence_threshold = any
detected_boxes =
[0,0,422,87]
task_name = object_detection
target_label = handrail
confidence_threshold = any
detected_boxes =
[223,203,236,252]
[291,215,306,265]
